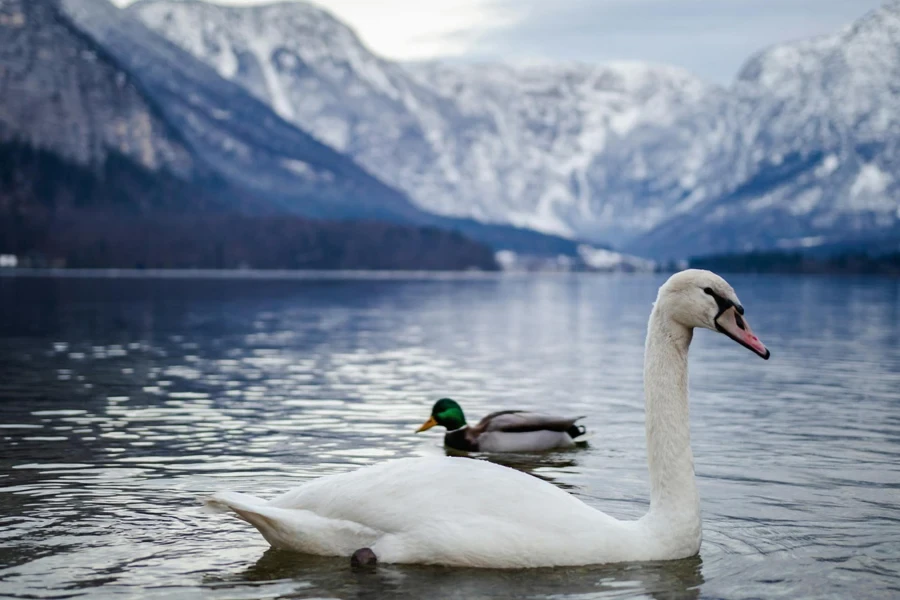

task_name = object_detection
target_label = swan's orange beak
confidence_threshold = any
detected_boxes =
[715,305,770,360]
[416,416,438,433]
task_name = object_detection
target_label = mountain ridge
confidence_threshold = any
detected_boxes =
[0,0,500,271]
[130,0,711,242]
[64,0,433,224]
[617,0,900,258]
[132,0,900,259]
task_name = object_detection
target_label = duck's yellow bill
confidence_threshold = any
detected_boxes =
[416,416,438,433]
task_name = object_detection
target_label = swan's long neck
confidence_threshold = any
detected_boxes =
[643,306,700,526]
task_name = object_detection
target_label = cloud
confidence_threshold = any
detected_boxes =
[113,0,522,60]
[309,0,521,59]
[464,0,886,81]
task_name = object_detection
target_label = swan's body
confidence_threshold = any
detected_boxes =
[209,457,674,567]
[207,270,769,568]
[416,399,587,452]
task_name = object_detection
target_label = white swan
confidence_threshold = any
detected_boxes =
[206,270,769,568]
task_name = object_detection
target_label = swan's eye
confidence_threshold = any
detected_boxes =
[703,287,733,315]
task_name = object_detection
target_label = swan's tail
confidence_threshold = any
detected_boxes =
[202,491,380,556]
[203,491,297,549]
[204,491,265,515]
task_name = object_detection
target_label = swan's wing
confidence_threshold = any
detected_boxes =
[474,411,585,434]
[206,491,379,554]
[266,457,602,530]
[208,457,622,567]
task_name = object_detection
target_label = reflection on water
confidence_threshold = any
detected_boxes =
[447,449,588,490]
[211,550,704,600]
[0,273,899,599]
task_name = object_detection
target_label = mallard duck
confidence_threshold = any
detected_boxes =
[206,270,770,568]
[415,398,586,452]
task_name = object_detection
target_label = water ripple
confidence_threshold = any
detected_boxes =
[0,274,898,599]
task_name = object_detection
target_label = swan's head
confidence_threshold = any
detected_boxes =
[657,269,770,359]
[416,398,467,432]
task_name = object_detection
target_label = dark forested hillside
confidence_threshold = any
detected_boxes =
[31,213,499,270]
[689,250,900,276]
[0,141,498,271]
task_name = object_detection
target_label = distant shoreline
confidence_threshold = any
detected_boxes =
[3,267,899,280]
[0,267,655,281]
[0,267,674,279]
[0,268,516,280]
[689,250,900,277]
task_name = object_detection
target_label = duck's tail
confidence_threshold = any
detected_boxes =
[566,423,587,440]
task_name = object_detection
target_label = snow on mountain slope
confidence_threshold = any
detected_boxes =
[131,0,900,259]
[613,1,900,258]
[496,245,656,273]
[61,0,432,225]
[129,0,710,240]
[405,61,709,241]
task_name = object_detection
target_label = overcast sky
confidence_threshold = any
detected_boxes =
[113,0,886,82]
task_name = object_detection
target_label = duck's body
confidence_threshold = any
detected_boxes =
[443,424,577,453]
[417,401,586,452]
[206,270,770,568]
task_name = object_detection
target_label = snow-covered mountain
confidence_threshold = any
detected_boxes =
[132,0,900,259]
[0,0,593,266]
[406,61,709,243]
[129,0,710,242]
[59,0,435,225]
[601,1,900,258]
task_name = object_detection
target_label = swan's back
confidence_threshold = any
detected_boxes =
[210,457,636,567]
[270,456,605,529]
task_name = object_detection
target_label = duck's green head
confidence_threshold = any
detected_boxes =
[416,398,466,432]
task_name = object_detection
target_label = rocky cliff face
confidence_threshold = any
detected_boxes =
[62,0,430,224]
[0,0,193,175]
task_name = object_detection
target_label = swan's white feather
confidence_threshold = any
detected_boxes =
[208,491,381,555]
[208,456,652,567]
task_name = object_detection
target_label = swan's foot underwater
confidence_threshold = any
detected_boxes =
[350,547,377,569]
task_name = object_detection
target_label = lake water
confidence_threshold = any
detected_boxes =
[1,272,898,599]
